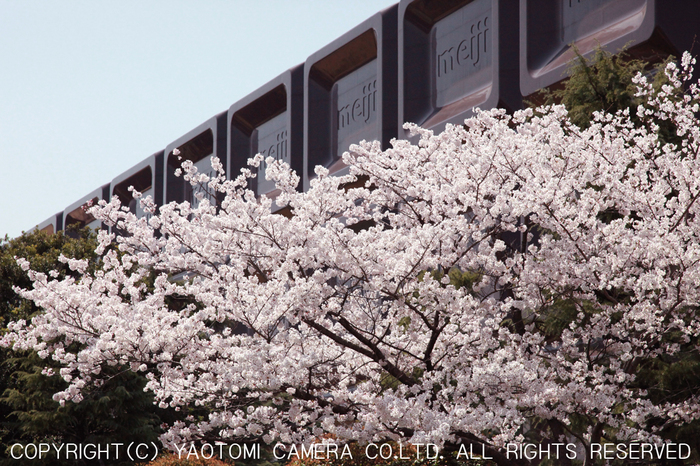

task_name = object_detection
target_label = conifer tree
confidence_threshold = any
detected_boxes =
[0,228,169,465]
[533,46,700,456]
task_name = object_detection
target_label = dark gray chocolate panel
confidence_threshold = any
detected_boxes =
[228,65,304,210]
[520,0,699,97]
[63,184,111,238]
[34,212,63,235]
[304,5,398,191]
[399,0,521,136]
[110,151,164,232]
[164,112,227,208]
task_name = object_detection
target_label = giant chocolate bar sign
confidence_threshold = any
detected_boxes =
[164,112,227,209]
[228,65,303,210]
[399,0,520,137]
[304,5,397,191]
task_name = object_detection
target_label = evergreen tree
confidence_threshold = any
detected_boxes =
[533,46,700,455]
[0,228,172,465]
[535,46,678,131]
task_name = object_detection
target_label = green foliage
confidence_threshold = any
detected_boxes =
[0,228,99,462]
[416,268,482,294]
[1,352,164,466]
[632,341,700,455]
[0,228,175,465]
[544,47,646,128]
[533,46,674,130]
[0,227,97,328]
[529,46,700,461]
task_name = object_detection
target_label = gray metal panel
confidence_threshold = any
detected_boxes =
[519,0,698,97]
[399,0,521,136]
[63,184,111,238]
[304,4,398,192]
[34,212,63,235]
[228,65,304,211]
[109,151,164,236]
[110,151,164,222]
[163,112,228,208]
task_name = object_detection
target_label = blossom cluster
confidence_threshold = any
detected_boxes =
[4,53,700,463]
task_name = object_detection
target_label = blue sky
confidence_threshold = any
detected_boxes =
[0,1,397,239]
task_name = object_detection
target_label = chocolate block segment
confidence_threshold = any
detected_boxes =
[434,0,492,108]
[110,151,164,227]
[34,212,63,235]
[399,0,521,136]
[164,112,228,209]
[63,184,111,238]
[334,60,379,160]
[520,0,699,98]
[304,5,398,191]
[228,65,304,210]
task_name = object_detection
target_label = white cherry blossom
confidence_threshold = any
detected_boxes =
[4,52,700,465]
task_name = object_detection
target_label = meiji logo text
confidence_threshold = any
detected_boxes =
[338,79,377,129]
[259,129,288,170]
[437,16,489,78]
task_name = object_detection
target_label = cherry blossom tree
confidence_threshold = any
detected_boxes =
[4,53,700,465]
